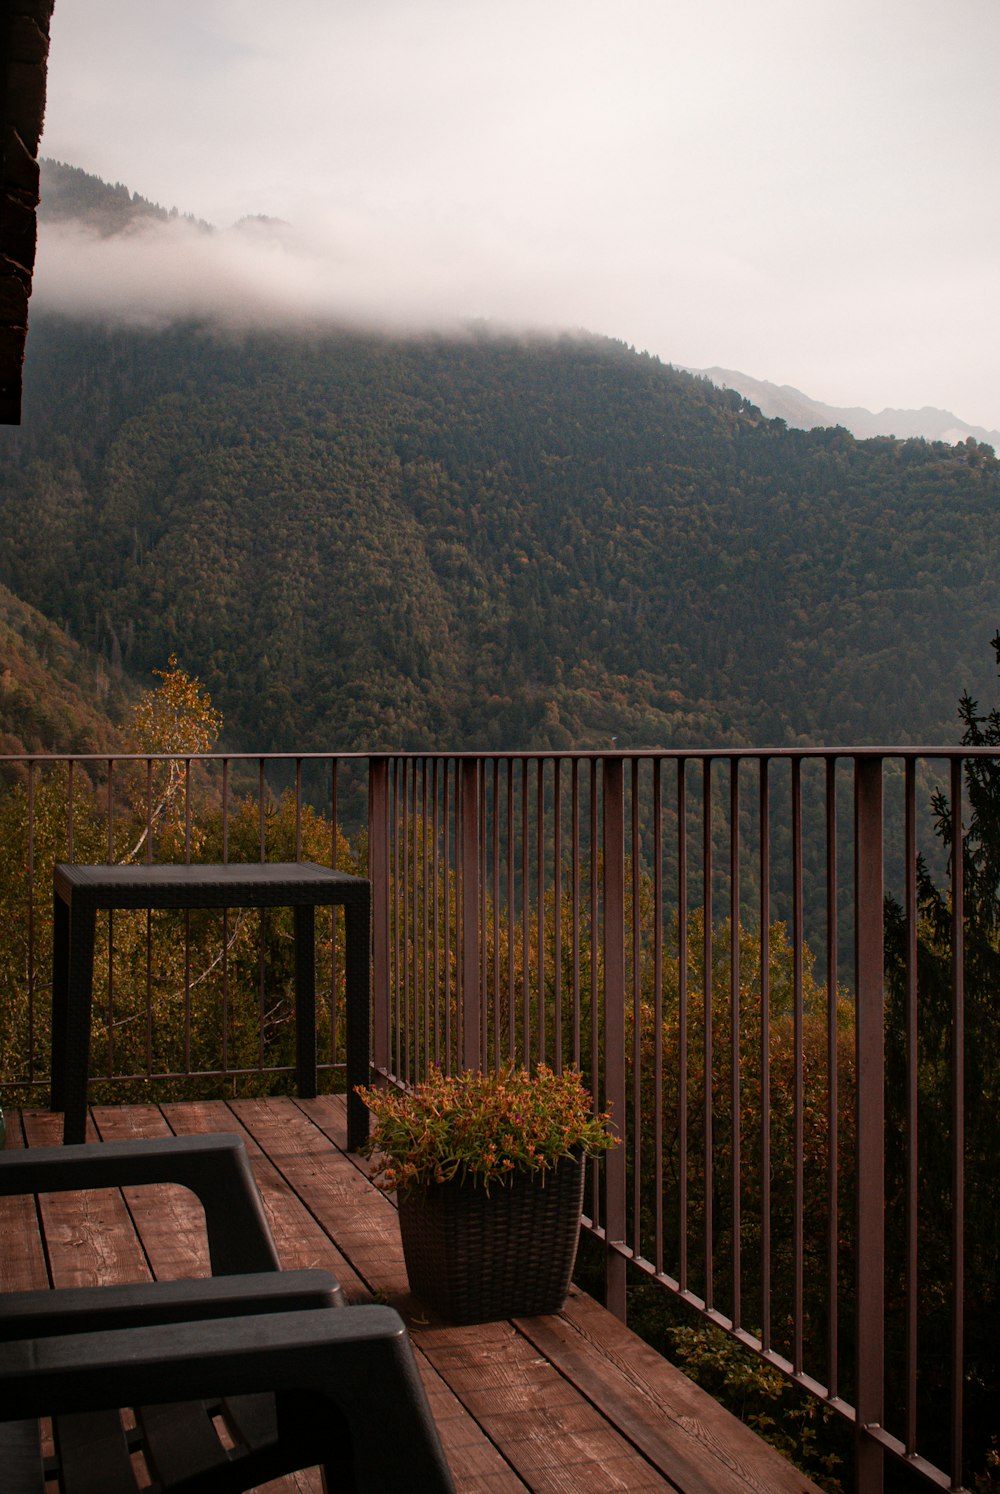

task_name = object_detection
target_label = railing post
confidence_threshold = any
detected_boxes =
[460,758,482,1072]
[854,755,885,1494]
[368,756,391,1079]
[603,755,628,1320]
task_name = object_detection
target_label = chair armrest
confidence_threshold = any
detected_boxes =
[0,1134,280,1273]
[0,1306,455,1493]
[0,1269,343,1342]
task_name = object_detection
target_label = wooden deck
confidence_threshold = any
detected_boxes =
[2,1098,821,1494]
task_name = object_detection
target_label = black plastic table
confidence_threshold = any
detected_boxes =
[51,862,371,1148]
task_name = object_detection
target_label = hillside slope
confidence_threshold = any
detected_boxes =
[2,315,998,753]
[0,581,129,761]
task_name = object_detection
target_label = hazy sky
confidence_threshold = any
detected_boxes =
[38,0,1000,428]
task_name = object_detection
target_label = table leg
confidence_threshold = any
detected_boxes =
[293,905,317,1099]
[344,896,371,1152]
[62,905,96,1145]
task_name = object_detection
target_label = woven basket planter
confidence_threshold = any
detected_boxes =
[397,1151,586,1324]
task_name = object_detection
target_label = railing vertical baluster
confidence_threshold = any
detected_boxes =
[537,757,546,1064]
[424,758,432,1080]
[432,758,441,1068]
[460,757,481,1071]
[402,760,411,1081]
[294,759,302,860]
[703,757,714,1310]
[257,760,266,860]
[949,755,965,1492]
[603,754,627,1321]
[183,757,193,1078]
[26,761,35,1081]
[571,758,581,1067]
[490,760,501,1069]
[653,758,664,1277]
[826,755,840,1399]
[221,758,230,863]
[107,758,115,1080]
[330,757,338,1065]
[631,757,642,1256]
[730,758,741,1330]
[369,756,391,1079]
[792,757,804,1374]
[590,759,600,1229]
[330,758,338,869]
[522,759,530,1059]
[480,760,489,1065]
[904,756,918,1455]
[408,757,414,1075]
[145,758,154,862]
[220,761,230,1080]
[443,760,452,1073]
[854,754,885,1494]
[152,752,163,1081]
[678,757,689,1294]
[67,758,75,862]
[507,760,515,1060]
[553,759,563,1072]
[106,758,114,861]
[184,758,192,862]
[760,757,771,1351]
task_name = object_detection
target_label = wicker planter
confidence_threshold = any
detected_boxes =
[397,1151,586,1324]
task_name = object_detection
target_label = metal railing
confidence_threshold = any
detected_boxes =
[0,745,990,1492]
[369,749,983,1494]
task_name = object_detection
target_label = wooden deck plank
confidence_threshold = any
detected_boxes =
[519,1290,822,1494]
[416,1318,672,1492]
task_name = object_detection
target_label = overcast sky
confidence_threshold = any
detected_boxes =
[38,0,1000,429]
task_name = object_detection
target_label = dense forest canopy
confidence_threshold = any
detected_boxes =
[0,311,997,754]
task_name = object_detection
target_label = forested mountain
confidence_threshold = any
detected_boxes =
[1,311,998,753]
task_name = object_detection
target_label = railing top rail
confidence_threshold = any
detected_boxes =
[1,745,993,765]
[0,751,373,764]
[368,745,996,761]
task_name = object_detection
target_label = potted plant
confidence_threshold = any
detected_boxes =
[356,1063,619,1324]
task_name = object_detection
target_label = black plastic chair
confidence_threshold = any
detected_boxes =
[0,1134,455,1493]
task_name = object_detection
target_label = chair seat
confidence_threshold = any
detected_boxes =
[27,1390,351,1494]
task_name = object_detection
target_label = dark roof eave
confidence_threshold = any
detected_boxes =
[0,0,55,424]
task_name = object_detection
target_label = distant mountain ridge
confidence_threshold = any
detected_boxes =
[687,366,1000,450]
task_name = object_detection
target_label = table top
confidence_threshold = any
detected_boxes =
[54,861,370,909]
